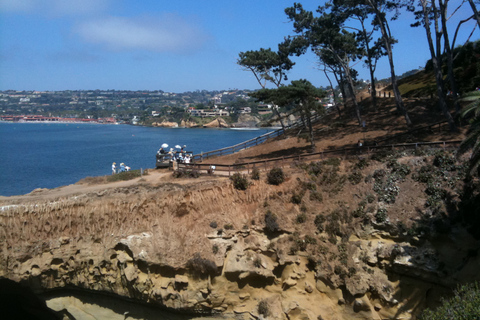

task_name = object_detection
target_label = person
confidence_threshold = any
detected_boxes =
[119,163,126,172]
[125,165,131,172]
[158,147,165,154]
[112,162,116,174]
[358,140,363,147]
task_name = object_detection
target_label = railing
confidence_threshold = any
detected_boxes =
[192,112,325,162]
[182,140,462,176]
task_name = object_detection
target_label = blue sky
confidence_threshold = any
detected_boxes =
[0,0,478,92]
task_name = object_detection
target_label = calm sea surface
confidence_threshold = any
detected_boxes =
[0,122,274,196]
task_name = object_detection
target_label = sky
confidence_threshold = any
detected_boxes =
[0,0,478,93]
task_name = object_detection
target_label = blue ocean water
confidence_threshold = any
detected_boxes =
[0,122,274,196]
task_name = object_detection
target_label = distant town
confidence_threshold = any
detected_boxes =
[0,89,281,125]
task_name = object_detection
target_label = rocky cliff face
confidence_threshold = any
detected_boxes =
[1,150,479,319]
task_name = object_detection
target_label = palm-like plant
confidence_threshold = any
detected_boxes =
[459,91,480,176]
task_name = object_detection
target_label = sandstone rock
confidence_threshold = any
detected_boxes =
[123,263,137,282]
[203,117,229,128]
[353,298,371,312]
[304,281,314,293]
[153,121,178,127]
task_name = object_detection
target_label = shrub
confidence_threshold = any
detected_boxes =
[304,234,317,244]
[224,223,234,230]
[172,168,200,179]
[267,167,285,185]
[209,221,217,229]
[348,171,363,185]
[387,160,411,180]
[375,208,388,223]
[323,157,341,167]
[307,161,323,176]
[296,212,307,224]
[107,169,143,182]
[186,253,217,277]
[212,244,219,254]
[264,211,280,233]
[355,158,369,170]
[291,191,304,204]
[314,214,326,232]
[250,167,260,180]
[421,282,480,320]
[231,173,249,190]
[310,191,323,202]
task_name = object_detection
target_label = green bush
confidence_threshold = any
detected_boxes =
[186,253,218,277]
[264,210,280,234]
[231,173,249,190]
[224,223,234,230]
[314,214,326,232]
[173,168,200,179]
[107,169,143,182]
[209,221,217,229]
[267,167,285,185]
[421,282,480,320]
[251,167,260,180]
[310,191,323,202]
[375,208,388,223]
[296,212,307,223]
[348,171,363,185]
[291,191,304,204]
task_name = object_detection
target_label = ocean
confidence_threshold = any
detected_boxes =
[0,122,274,196]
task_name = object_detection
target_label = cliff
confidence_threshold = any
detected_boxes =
[1,148,479,319]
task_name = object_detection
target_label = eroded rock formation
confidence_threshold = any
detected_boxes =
[1,151,480,319]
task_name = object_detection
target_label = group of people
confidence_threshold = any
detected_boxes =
[157,145,192,164]
[111,162,131,174]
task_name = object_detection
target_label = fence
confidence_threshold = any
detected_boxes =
[182,140,462,176]
[192,112,325,162]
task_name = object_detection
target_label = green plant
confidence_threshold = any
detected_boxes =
[355,158,369,170]
[296,212,307,223]
[314,214,326,232]
[212,244,219,254]
[291,191,304,204]
[251,167,260,180]
[209,221,218,229]
[348,171,363,185]
[186,253,217,277]
[172,168,200,179]
[231,173,249,190]
[421,282,480,320]
[310,191,323,202]
[267,167,285,185]
[264,210,280,234]
[224,223,234,230]
[107,169,143,182]
[375,208,388,223]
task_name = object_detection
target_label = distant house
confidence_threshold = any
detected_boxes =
[237,107,251,114]
[187,108,229,118]
[258,104,273,115]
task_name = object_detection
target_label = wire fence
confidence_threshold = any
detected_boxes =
[191,112,324,162]
[181,140,462,176]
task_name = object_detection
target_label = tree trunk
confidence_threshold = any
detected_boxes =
[468,0,480,28]
[369,0,412,126]
[324,69,342,117]
[421,0,457,131]
[440,0,460,113]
